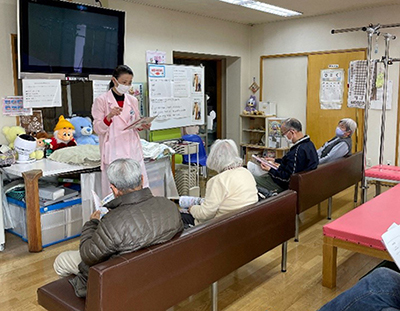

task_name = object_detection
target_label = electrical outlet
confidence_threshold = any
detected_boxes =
[367,158,372,167]
[387,160,392,165]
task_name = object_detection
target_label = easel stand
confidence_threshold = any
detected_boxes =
[332,23,400,202]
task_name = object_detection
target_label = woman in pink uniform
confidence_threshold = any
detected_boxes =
[92,65,149,196]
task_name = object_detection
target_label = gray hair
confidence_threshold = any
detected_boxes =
[206,139,243,173]
[107,158,142,192]
[339,118,357,136]
[282,118,302,132]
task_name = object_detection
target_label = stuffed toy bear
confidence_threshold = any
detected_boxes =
[2,126,26,149]
[69,116,99,145]
[50,115,77,151]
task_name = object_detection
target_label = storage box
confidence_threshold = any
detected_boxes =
[6,196,83,248]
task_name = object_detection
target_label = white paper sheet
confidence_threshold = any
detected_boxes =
[382,223,400,269]
[23,79,62,108]
[92,80,110,100]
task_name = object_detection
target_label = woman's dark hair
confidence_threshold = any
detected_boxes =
[108,65,134,89]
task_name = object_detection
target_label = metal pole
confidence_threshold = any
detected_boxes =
[212,281,218,311]
[281,241,288,272]
[379,34,396,166]
[361,28,376,204]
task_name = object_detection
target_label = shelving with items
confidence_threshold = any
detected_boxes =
[6,192,83,248]
[163,140,200,197]
[240,114,289,163]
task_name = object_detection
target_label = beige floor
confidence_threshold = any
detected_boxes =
[0,185,385,311]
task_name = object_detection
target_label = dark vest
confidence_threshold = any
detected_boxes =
[320,136,352,159]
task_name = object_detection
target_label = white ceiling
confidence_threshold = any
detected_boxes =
[124,0,400,25]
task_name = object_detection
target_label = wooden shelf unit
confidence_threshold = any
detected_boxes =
[240,114,289,163]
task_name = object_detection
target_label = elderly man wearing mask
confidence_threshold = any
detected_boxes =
[317,118,357,165]
[251,118,319,193]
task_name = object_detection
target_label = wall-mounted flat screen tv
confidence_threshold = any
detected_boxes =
[18,0,125,78]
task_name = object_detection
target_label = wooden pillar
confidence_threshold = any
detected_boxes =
[23,169,43,252]
[322,236,337,288]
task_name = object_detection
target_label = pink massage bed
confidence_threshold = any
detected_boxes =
[365,164,400,195]
[322,183,400,288]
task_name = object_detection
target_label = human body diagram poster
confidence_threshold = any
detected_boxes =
[319,69,345,110]
[147,64,205,130]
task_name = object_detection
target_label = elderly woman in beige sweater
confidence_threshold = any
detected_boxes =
[182,139,258,227]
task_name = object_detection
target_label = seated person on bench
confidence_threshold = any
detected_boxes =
[53,158,183,297]
[181,139,258,228]
[317,118,357,165]
[318,267,400,311]
[251,118,319,193]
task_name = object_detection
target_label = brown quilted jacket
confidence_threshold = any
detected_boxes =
[69,187,183,297]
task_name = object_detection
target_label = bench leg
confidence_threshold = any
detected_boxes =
[375,181,381,197]
[295,214,299,242]
[281,241,288,272]
[354,182,359,206]
[322,236,337,288]
[327,197,332,220]
[212,281,218,311]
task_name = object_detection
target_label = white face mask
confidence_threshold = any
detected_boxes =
[115,83,130,94]
[284,135,292,144]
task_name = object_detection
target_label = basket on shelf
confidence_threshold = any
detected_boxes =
[175,164,198,196]
[6,186,26,201]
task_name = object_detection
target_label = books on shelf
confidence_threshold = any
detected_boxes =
[39,187,80,207]
[252,155,279,170]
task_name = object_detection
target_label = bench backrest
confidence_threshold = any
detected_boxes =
[289,152,362,214]
[84,190,296,311]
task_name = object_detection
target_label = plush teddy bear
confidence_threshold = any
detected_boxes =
[50,115,77,151]
[2,126,26,149]
[69,116,99,145]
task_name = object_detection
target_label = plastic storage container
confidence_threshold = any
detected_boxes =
[6,196,83,248]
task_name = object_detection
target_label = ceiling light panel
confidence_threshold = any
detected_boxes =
[219,0,302,17]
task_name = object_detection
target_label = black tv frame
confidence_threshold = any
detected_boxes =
[18,0,125,78]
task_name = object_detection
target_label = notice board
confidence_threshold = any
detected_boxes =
[147,63,205,130]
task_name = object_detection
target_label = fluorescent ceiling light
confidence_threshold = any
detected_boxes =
[219,0,302,17]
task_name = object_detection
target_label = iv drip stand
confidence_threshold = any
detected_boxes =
[331,23,400,203]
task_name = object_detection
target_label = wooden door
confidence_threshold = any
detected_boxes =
[306,50,366,152]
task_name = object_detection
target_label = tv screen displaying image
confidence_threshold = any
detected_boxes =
[19,0,125,77]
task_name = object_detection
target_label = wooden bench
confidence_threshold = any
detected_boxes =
[289,152,362,241]
[37,190,297,311]
[322,184,400,288]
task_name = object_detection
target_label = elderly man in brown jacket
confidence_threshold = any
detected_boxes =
[54,158,183,297]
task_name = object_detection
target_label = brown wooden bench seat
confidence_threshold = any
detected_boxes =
[38,190,297,311]
[289,151,363,241]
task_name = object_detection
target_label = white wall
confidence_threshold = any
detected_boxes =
[0,0,19,141]
[0,0,251,145]
[251,5,400,166]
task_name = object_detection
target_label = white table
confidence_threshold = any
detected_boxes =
[1,157,177,252]
[2,159,100,252]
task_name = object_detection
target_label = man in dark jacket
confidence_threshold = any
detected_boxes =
[254,118,319,193]
[54,158,184,297]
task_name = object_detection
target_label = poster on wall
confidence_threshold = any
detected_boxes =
[146,50,166,64]
[147,64,205,130]
[92,80,110,101]
[22,79,62,108]
[319,69,344,109]
[2,96,32,116]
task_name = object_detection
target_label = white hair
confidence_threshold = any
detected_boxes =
[107,158,142,192]
[206,139,243,173]
[339,118,357,136]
